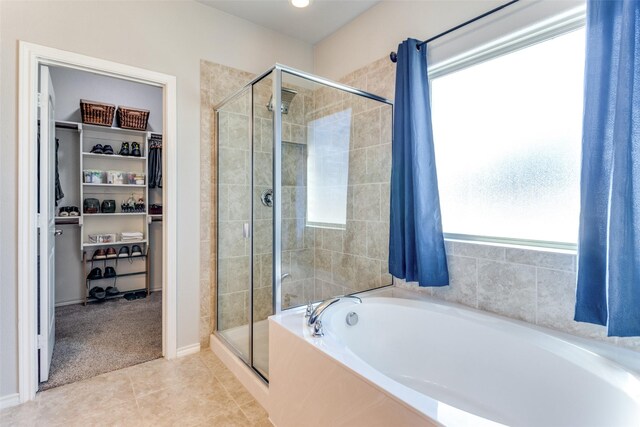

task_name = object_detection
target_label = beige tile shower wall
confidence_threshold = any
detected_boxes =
[201,60,254,346]
[308,57,395,301]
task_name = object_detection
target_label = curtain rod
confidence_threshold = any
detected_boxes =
[389,0,521,63]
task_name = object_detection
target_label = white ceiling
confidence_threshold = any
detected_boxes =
[197,0,381,44]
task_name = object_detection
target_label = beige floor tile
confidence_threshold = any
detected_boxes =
[198,349,229,375]
[239,399,268,423]
[136,376,239,426]
[0,350,266,427]
[215,369,255,406]
[251,418,274,427]
[126,354,212,398]
[202,406,252,427]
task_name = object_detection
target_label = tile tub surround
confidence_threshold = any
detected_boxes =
[0,350,271,426]
[395,239,640,353]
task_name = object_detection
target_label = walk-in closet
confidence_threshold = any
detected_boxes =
[40,66,165,390]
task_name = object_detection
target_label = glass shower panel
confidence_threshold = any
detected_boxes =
[251,74,273,378]
[280,71,393,309]
[216,86,252,362]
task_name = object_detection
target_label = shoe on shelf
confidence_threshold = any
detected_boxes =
[106,247,117,258]
[89,286,106,300]
[90,144,104,154]
[104,266,116,278]
[92,249,107,260]
[131,142,141,157]
[105,286,120,296]
[131,245,143,256]
[68,206,79,216]
[119,142,130,156]
[103,145,114,155]
[87,267,103,280]
[58,207,70,217]
[118,246,130,258]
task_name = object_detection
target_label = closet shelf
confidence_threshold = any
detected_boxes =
[83,239,147,248]
[82,123,160,137]
[82,152,147,160]
[85,254,147,263]
[83,183,146,188]
[84,212,147,217]
[86,271,147,280]
[55,216,80,224]
[85,288,148,303]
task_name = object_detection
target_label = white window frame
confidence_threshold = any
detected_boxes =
[429,6,586,250]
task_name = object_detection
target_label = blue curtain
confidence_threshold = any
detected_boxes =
[575,0,640,336]
[389,39,449,287]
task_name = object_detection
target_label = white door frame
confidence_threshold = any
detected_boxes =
[17,41,178,403]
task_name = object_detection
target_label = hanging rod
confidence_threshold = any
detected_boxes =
[389,0,520,63]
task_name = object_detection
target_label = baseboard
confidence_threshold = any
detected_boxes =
[176,343,201,358]
[210,334,269,411]
[0,393,20,410]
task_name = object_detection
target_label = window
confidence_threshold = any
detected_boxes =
[306,109,352,228]
[431,27,585,245]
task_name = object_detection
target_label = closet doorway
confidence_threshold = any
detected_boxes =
[18,42,177,403]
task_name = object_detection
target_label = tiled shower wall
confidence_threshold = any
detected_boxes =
[338,55,640,353]
[201,60,253,346]
[209,66,395,333]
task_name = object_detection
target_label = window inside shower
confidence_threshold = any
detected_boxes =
[215,66,393,382]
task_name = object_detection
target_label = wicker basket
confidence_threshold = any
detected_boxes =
[80,100,115,127]
[117,106,150,131]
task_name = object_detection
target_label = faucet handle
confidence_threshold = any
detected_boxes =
[305,301,313,318]
[312,320,324,337]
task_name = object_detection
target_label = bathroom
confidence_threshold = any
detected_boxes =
[1,0,640,425]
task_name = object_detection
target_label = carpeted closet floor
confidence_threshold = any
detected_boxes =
[39,291,162,391]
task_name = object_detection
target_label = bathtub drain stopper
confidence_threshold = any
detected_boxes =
[346,311,359,326]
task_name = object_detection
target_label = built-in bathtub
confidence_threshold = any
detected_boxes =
[269,289,640,427]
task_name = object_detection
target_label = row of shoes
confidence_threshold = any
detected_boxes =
[92,245,143,260]
[59,206,80,216]
[90,142,141,157]
[89,285,120,301]
[88,266,116,280]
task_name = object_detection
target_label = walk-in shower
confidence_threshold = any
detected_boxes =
[215,64,393,381]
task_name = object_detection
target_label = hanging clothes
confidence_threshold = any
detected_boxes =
[55,138,64,205]
[148,134,162,189]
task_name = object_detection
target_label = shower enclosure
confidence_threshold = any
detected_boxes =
[215,64,393,381]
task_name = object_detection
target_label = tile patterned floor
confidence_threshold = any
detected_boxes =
[0,350,271,427]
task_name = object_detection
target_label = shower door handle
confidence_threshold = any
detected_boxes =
[242,223,251,239]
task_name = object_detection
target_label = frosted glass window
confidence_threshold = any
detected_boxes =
[307,109,352,228]
[431,28,585,245]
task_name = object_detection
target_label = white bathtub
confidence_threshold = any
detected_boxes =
[269,292,640,427]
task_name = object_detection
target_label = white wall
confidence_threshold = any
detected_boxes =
[0,0,312,399]
[313,0,584,80]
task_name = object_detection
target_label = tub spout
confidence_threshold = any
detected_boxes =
[307,295,362,332]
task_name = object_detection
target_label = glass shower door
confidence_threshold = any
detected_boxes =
[216,86,252,362]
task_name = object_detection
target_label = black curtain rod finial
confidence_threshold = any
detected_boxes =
[390,51,397,63]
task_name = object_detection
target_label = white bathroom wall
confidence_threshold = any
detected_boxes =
[0,0,313,400]
[314,0,585,80]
